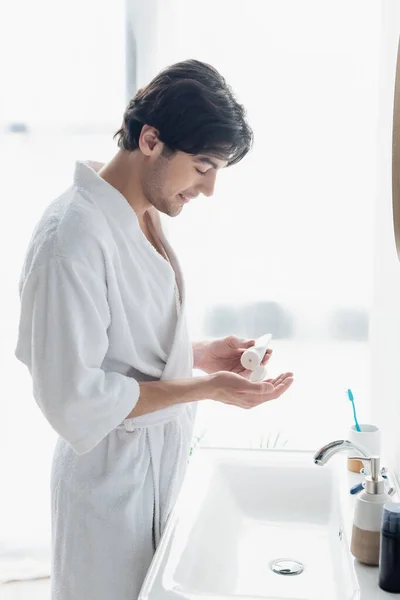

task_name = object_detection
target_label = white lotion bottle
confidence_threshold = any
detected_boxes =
[249,365,269,383]
[241,333,272,381]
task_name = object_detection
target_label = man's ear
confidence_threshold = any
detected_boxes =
[139,125,161,156]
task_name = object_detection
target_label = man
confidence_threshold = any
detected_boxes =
[15,59,294,599]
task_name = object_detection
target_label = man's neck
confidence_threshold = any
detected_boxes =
[98,150,151,222]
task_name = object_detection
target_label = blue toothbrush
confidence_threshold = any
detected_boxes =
[347,388,361,432]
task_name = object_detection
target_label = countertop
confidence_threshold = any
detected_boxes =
[0,456,398,600]
[341,462,400,599]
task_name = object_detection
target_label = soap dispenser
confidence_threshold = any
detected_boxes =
[350,456,392,566]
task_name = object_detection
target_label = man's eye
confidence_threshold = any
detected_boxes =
[195,168,207,175]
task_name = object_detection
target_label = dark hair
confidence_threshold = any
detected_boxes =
[114,59,253,166]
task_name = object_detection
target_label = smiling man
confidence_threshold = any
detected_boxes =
[15,59,293,600]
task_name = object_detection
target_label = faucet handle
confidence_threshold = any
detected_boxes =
[381,467,396,496]
[349,479,395,496]
[348,455,386,494]
[348,455,381,478]
[361,465,388,478]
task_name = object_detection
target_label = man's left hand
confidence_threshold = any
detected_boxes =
[193,336,272,377]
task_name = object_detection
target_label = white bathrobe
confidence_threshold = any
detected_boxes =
[15,161,197,600]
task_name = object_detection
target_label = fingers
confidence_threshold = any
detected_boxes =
[233,378,275,395]
[261,348,273,365]
[215,368,294,410]
[266,372,294,386]
[236,372,293,395]
[240,372,294,408]
[266,375,294,401]
[228,336,255,349]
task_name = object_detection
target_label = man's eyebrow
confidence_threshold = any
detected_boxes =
[197,156,220,170]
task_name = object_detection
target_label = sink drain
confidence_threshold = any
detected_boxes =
[270,559,304,576]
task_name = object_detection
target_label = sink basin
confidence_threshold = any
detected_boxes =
[139,449,360,600]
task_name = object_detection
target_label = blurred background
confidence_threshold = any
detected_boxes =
[0,0,397,586]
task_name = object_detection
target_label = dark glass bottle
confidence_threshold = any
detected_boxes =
[379,503,400,593]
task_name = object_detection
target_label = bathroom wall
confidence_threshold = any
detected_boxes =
[371,1,400,482]
[0,0,125,130]
[125,0,162,93]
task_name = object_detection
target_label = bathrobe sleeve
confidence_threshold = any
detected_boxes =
[15,256,140,455]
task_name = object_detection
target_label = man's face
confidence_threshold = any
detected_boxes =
[139,128,227,217]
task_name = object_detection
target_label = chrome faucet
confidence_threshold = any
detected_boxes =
[313,439,369,466]
[313,439,395,496]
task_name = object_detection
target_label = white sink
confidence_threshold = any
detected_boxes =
[139,449,360,600]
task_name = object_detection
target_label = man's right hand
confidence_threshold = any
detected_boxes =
[209,371,294,409]
[132,370,293,419]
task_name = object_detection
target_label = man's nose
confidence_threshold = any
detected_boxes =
[199,171,217,197]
